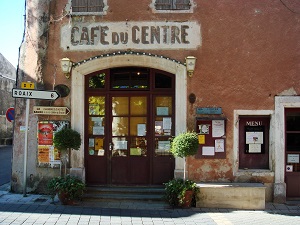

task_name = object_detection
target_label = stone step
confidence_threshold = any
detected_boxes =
[83,186,166,203]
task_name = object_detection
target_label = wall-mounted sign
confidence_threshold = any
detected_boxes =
[33,106,70,115]
[12,89,60,100]
[61,21,201,51]
[6,107,14,122]
[196,107,222,115]
[21,82,35,89]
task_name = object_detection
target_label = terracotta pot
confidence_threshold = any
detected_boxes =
[181,190,194,208]
[58,192,74,205]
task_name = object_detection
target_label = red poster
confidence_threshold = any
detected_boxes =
[38,123,54,145]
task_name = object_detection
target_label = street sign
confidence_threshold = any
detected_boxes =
[33,106,70,115]
[12,89,60,100]
[21,82,35,89]
[6,107,14,122]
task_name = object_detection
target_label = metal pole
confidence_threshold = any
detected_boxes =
[23,98,29,196]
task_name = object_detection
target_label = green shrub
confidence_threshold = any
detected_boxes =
[47,175,85,202]
[164,178,199,207]
[170,131,199,158]
[53,128,81,151]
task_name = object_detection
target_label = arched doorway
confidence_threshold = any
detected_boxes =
[70,54,187,184]
[85,67,175,185]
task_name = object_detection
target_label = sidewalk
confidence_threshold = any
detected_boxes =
[1,183,300,225]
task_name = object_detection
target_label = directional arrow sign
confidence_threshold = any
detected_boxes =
[12,89,60,100]
[33,106,70,115]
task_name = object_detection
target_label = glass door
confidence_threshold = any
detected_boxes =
[110,96,149,185]
[85,67,175,185]
[285,108,300,198]
[85,95,107,185]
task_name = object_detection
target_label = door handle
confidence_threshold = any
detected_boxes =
[109,143,113,151]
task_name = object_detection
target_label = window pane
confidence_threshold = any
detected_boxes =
[112,137,128,157]
[155,96,172,116]
[155,137,172,156]
[88,117,105,135]
[112,97,129,116]
[111,67,149,89]
[130,117,147,136]
[286,113,300,131]
[89,96,105,115]
[155,73,172,88]
[89,72,105,88]
[88,137,105,156]
[130,137,147,156]
[130,97,147,115]
[287,133,300,151]
[112,117,128,136]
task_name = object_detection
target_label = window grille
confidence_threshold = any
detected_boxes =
[155,0,190,10]
[72,0,104,12]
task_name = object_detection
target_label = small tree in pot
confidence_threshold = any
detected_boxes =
[48,127,84,205]
[53,127,81,176]
[170,131,199,181]
[165,131,199,208]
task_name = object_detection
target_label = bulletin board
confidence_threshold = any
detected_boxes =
[195,118,226,159]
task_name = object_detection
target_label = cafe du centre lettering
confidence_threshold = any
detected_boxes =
[61,21,201,51]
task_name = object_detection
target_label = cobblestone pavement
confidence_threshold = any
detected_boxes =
[1,184,300,225]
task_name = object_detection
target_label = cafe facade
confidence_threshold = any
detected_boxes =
[12,0,300,203]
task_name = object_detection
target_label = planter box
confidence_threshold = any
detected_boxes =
[196,183,266,210]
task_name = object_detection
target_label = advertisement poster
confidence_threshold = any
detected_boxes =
[38,123,54,145]
[38,146,50,163]
[37,121,69,166]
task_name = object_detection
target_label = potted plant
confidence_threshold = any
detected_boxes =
[165,131,199,208]
[164,178,199,208]
[53,127,81,176]
[170,131,199,180]
[47,174,85,205]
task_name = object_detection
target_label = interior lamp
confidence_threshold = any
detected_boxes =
[185,56,197,77]
[60,57,72,79]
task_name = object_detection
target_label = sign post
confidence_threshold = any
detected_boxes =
[23,98,29,196]
[12,86,60,196]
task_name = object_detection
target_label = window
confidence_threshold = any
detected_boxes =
[238,116,270,169]
[72,0,105,12]
[155,0,191,10]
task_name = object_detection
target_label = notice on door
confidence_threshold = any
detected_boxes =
[287,154,299,163]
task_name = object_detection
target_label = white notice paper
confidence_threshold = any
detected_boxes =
[137,124,146,136]
[212,120,225,137]
[215,139,225,152]
[248,144,262,153]
[163,117,172,130]
[202,146,215,156]
[246,132,263,144]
